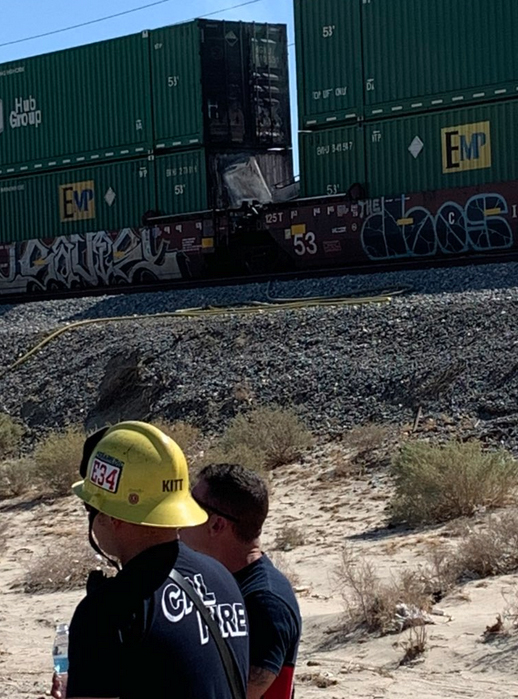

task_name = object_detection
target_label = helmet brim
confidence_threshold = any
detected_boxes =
[72,480,209,528]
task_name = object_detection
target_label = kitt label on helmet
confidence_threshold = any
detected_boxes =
[442,121,492,174]
[59,181,96,222]
[90,457,122,493]
[162,479,183,493]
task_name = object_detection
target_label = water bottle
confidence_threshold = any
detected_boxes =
[52,623,69,675]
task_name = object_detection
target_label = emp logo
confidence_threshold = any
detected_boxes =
[59,181,95,222]
[442,121,491,174]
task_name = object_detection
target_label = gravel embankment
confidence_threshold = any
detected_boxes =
[1,261,518,449]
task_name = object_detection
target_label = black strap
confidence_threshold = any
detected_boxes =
[170,569,246,699]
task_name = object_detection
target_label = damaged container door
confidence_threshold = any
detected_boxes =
[0,157,154,243]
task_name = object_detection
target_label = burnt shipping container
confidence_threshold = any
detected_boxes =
[0,158,154,243]
[151,20,291,151]
[155,148,294,216]
[0,33,152,176]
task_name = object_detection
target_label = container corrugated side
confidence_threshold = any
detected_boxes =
[365,100,518,198]
[363,0,518,118]
[151,22,204,151]
[299,125,365,199]
[294,0,362,128]
[155,150,209,215]
[0,157,154,243]
[0,33,152,175]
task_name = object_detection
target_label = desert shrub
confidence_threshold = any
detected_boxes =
[151,420,201,460]
[22,535,113,593]
[195,444,266,473]
[274,525,305,551]
[269,552,301,588]
[390,440,518,525]
[0,458,35,499]
[339,545,432,635]
[0,413,24,459]
[33,426,86,497]
[345,423,390,458]
[219,407,312,471]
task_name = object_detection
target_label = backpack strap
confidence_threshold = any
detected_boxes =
[170,569,246,699]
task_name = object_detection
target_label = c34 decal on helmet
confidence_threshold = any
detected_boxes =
[89,452,123,493]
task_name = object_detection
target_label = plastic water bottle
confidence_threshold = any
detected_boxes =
[52,623,69,675]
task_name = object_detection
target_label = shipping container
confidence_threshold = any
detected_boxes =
[0,33,152,175]
[151,20,291,151]
[365,100,518,198]
[156,149,293,215]
[362,0,518,118]
[294,0,362,128]
[299,125,365,199]
[0,157,154,243]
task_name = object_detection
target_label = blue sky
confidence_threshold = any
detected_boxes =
[0,0,299,167]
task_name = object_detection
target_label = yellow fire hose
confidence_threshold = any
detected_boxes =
[3,290,403,376]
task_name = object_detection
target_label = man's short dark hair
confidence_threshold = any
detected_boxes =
[197,464,269,543]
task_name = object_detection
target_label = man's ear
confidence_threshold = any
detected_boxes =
[208,515,230,537]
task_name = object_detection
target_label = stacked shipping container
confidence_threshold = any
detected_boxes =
[0,19,292,240]
[296,0,518,199]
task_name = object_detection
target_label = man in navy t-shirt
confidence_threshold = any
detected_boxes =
[52,422,249,699]
[182,464,301,699]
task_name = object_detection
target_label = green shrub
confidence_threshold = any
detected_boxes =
[390,440,518,525]
[33,426,86,497]
[0,413,24,459]
[219,407,312,470]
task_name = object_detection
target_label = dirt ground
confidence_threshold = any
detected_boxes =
[2,450,518,698]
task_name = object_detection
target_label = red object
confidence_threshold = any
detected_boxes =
[264,666,295,699]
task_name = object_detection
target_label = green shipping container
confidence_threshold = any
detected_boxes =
[363,0,518,118]
[0,157,154,243]
[294,0,362,128]
[366,100,518,197]
[299,125,365,199]
[156,150,209,215]
[0,33,152,175]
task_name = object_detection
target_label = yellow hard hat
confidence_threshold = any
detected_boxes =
[72,421,208,528]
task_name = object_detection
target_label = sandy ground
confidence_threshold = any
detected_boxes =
[2,449,518,698]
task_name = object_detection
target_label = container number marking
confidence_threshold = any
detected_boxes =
[294,232,317,256]
[265,212,284,225]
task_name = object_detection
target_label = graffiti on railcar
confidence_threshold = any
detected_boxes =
[361,192,514,261]
[0,227,199,294]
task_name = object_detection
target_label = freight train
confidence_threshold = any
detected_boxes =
[1,0,518,296]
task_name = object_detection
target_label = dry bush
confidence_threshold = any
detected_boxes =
[390,440,518,525]
[0,519,7,554]
[219,407,312,471]
[0,458,36,499]
[399,625,428,665]
[448,512,518,580]
[22,535,114,593]
[274,525,305,551]
[151,420,202,461]
[33,426,86,497]
[269,552,301,589]
[339,545,432,635]
[195,444,266,473]
[0,413,24,459]
[343,423,391,471]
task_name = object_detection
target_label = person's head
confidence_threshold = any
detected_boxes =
[182,463,269,568]
[72,421,207,564]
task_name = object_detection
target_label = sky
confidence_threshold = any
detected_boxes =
[0,0,299,168]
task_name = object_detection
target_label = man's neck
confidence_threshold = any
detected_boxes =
[119,531,179,566]
[223,541,263,574]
